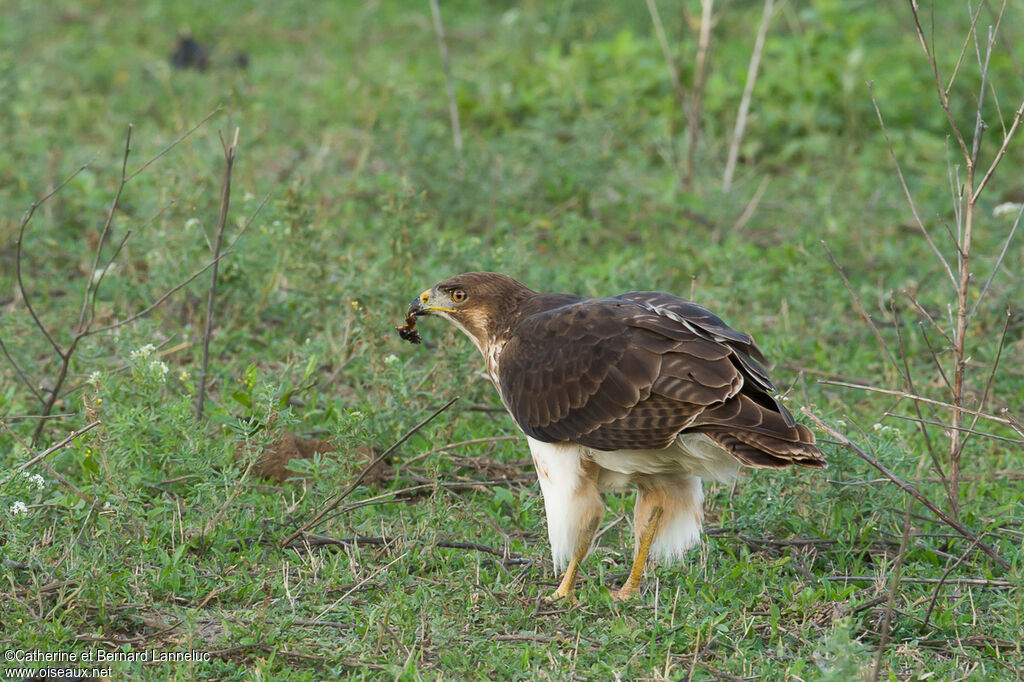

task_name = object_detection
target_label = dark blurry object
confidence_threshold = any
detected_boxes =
[171,34,211,71]
[233,50,250,69]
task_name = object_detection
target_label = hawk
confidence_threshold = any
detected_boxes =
[404,272,825,600]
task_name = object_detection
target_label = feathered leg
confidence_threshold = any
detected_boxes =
[612,478,703,600]
[527,438,604,602]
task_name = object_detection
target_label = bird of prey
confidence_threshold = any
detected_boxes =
[403,272,825,600]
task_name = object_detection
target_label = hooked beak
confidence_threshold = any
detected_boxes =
[408,288,433,317]
[408,288,455,316]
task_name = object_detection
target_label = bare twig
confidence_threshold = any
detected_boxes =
[0,413,75,422]
[968,204,1022,323]
[279,397,459,547]
[801,408,1010,570]
[685,0,714,191]
[644,0,687,106]
[16,161,95,357]
[196,127,239,421]
[1,420,94,507]
[0,335,44,404]
[823,575,1011,588]
[14,420,102,472]
[819,380,1014,427]
[77,124,133,335]
[125,107,222,182]
[821,240,905,380]
[891,297,949,497]
[884,412,1024,445]
[428,0,462,158]
[10,115,222,443]
[84,247,235,337]
[868,83,956,287]
[722,0,774,191]
[921,534,986,632]
[908,1,970,161]
[872,491,915,682]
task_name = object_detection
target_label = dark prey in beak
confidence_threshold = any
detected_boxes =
[396,299,425,344]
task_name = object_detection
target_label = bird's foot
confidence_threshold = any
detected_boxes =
[544,587,577,605]
[609,583,639,602]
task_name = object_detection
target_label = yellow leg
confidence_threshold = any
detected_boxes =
[549,557,581,602]
[547,516,600,603]
[611,505,663,601]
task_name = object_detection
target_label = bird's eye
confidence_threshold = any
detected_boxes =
[452,289,466,303]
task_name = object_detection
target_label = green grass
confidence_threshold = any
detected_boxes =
[2,1,1023,679]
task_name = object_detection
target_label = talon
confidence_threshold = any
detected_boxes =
[609,586,636,602]
[545,590,577,605]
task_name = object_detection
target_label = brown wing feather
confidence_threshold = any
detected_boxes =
[497,292,825,468]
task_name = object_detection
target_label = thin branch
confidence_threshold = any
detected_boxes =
[0,413,75,422]
[972,98,1024,202]
[0,334,44,404]
[83,247,235,336]
[921,534,985,632]
[945,1,988,93]
[868,82,956,287]
[891,297,949,497]
[0,420,94,507]
[905,294,952,345]
[731,176,770,231]
[196,128,239,421]
[819,379,1014,427]
[77,124,132,335]
[722,0,774,192]
[279,397,459,547]
[644,0,687,106]
[885,412,1024,445]
[85,229,133,332]
[968,25,995,167]
[821,240,905,382]
[428,0,462,158]
[14,421,102,472]
[125,107,222,182]
[872,479,917,682]
[801,409,1010,570]
[15,161,96,357]
[908,0,971,162]
[685,0,714,191]
[961,309,1011,452]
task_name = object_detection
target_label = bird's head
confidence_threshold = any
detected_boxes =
[407,272,534,351]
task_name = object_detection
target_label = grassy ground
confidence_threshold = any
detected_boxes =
[2,1,1023,679]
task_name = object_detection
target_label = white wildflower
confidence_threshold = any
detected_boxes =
[150,360,170,382]
[9,501,28,516]
[993,202,1023,219]
[873,423,883,431]
[26,473,45,490]
[178,369,190,382]
[91,263,116,284]
[88,371,102,385]
[130,343,157,360]
[384,354,399,365]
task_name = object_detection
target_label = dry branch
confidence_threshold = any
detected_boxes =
[722,0,774,191]
[428,0,462,158]
[279,397,459,547]
[5,113,224,443]
[195,127,240,420]
[802,408,1010,570]
[685,0,714,190]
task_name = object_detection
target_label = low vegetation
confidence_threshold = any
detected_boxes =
[2,1,1022,679]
